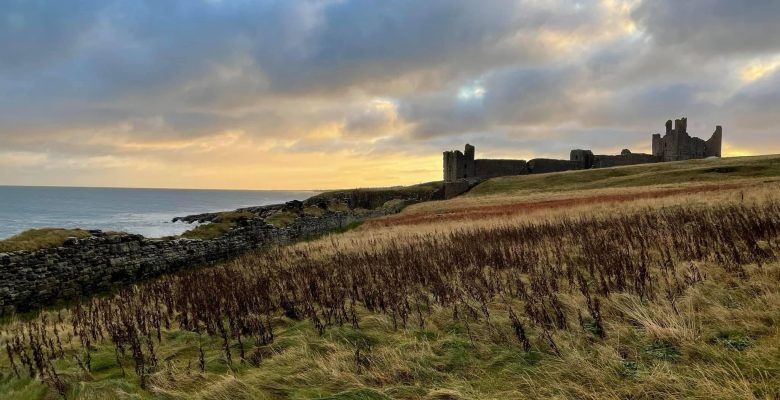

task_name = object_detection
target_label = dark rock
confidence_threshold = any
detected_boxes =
[284,200,304,210]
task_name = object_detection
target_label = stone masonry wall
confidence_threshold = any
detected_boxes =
[0,209,390,313]
[474,159,528,179]
[592,153,660,168]
[527,158,582,174]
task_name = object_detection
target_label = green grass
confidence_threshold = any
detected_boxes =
[715,328,753,351]
[179,223,233,240]
[0,228,92,252]
[179,211,256,240]
[468,155,780,196]
[0,375,48,400]
[304,205,326,217]
[265,211,297,227]
[333,221,364,234]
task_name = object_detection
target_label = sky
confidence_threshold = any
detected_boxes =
[1,0,779,190]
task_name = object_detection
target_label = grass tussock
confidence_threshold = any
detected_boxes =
[0,228,91,253]
[179,222,233,240]
[265,211,297,227]
[179,211,256,240]
[304,206,326,217]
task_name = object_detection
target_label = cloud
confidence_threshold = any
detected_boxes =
[1,0,779,189]
[633,0,780,57]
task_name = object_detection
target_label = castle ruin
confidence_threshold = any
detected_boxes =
[652,118,722,161]
[443,117,722,182]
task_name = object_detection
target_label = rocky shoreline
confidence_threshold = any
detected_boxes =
[0,183,449,313]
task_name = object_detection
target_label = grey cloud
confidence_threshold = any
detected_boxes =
[482,66,582,125]
[633,0,780,57]
[726,69,780,129]
[0,0,106,71]
[399,90,488,139]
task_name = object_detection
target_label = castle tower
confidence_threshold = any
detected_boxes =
[652,133,662,157]
[443,144,478,181]
[443,151,453,181]
[463,144,476,178]
[705,126,722,157]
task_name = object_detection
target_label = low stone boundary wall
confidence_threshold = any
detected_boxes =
[0,210,379,313]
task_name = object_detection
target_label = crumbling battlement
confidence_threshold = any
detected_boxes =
[443,117,722,182]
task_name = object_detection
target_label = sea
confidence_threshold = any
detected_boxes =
[0,186,319,239]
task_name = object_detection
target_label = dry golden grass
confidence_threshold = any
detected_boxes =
[0,228,92,252]
[312,180,779,255]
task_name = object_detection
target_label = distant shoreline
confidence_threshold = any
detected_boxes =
[0,186,319,240]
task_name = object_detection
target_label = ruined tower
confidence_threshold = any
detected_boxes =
[652,117,722,161]
[443,144,476,181]
[705,126,722,157]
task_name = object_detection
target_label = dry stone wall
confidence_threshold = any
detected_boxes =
[0,208,388,313]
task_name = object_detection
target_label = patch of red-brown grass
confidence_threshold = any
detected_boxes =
[366,183,747,228]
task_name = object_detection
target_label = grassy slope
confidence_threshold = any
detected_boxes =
[2,158,780,399]
[468,155,780,196]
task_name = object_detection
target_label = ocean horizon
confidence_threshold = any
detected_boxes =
[0,185,319,240]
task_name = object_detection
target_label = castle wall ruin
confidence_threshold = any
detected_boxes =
[474,159,528,179]
[443,117,723,182]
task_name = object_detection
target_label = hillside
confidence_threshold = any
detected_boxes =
[467,154,780,196]
[1,156,780,399]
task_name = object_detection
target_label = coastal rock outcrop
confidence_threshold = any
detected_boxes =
[0,188,432,313]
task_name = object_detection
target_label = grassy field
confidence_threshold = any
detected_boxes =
[2,156,780,399]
